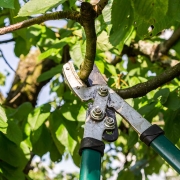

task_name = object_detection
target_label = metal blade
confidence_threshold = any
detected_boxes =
[87,65,107,86]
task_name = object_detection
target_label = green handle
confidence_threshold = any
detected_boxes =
[150,135,180,174]
[80,149,101,180]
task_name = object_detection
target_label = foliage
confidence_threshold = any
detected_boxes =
[0,0,180,179]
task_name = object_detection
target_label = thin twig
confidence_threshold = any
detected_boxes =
[0,38,16,44]
[0,11,80,35]
[116,63,180,99]
[0,49,16,73]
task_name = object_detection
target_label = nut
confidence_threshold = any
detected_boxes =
[90,106,104,121]
[98,86,108,97]
[104,117,115,130]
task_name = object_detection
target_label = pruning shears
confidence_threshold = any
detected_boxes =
[63,62,180,180]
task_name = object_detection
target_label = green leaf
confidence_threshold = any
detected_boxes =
[32,124,52,157]
[110,0,134,46]
[97,31,113,51]
[7,102,33,123]
[164,89,180,111]
[18,0,65,17]
[5,121,22,145]
[18,0,66,17]
[70,40,86,68]
[127,130,138,148]
[37,64,63,82]
[55,123,77,155]
[154,88,170,105]
[0,0,14,9]
[131,0,169,36]
[0,161,25,180]
[50,141,62,162]
[0,132,28,168]
[0,106,8,132]
[49,110,65,154]
[117,170,134,180]
[9,1,27,39]
[38,48,61,61]
[28,104,51,131]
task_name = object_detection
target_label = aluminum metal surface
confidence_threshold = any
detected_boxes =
[108,88,151,134]
[63,62,98,101]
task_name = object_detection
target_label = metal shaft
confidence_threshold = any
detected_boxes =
[80,149,101,180]
[150,135,180,174]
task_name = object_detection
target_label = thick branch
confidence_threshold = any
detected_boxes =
[116,63,180,99]
[0,11,80,35]
[78,2,97,80]
[120,27,180,67]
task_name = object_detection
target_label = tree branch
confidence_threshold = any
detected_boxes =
[158,27,180,55]
[0,11,80,35]
[115,63,180,99]
[92,0,108,16]
[78,2,97,80]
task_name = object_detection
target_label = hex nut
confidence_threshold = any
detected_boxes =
[98,86,108,97]
[104,117,115,130]
[90,106,104,121]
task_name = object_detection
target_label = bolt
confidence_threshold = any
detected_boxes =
[90,106,104,121]
[98,86,108,97]
[104,117,115,130]
[66,67,70,70]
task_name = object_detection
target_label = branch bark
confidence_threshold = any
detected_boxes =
[78,2,97,80]
[4,49,56,108]
[116,63,180,99]
[0,11,80,35]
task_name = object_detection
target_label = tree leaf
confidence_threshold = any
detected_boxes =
[5,120,22,145]
[70,40,86,68]
[0,132,28,168]
[37,64,63,82]
[28,104,51,131]
[164,89,180,111]
[0,0,14,9]
[9,1,27,39]
[97,31,113,51]
[32,124,52,157]
[17,0,66,17]
[55,123,77,155]
[0,106,8,132]
[7,102,33,123]
[110,0,134,46]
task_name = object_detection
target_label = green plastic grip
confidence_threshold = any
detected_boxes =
[150,135,180,174]
[80,149,101,180]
